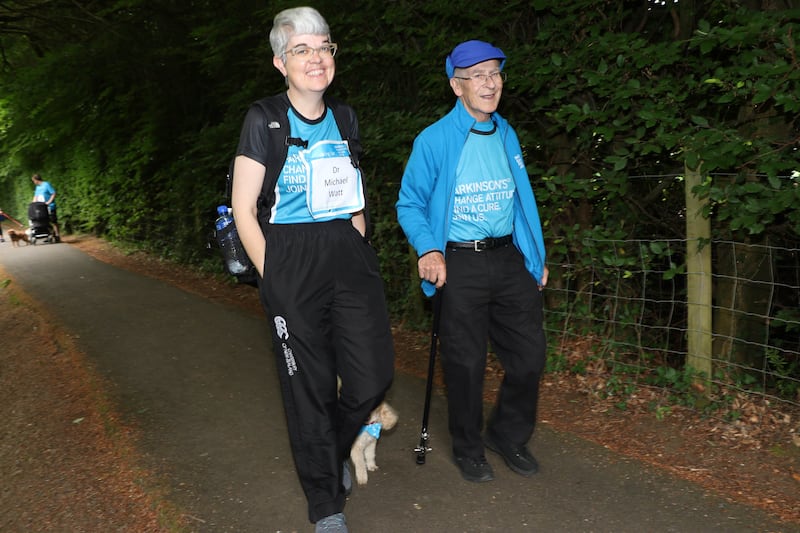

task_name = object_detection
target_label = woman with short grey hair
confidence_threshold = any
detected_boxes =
[231,6,395,533]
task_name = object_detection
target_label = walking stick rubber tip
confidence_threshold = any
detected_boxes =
[416,454,426,465]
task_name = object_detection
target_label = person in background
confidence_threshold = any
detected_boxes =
[396,40,549,483]
[230,7,394,533]
[31,173,60,242]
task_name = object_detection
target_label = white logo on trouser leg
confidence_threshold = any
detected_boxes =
[274,316,297,375]
[274,316,289,340]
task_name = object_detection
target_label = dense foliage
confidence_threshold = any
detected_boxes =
[1,1,798,364]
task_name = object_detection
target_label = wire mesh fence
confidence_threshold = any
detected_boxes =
[543,235,800,411]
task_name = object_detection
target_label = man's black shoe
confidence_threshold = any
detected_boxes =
[484,432,539,477]
[453,455,494,483]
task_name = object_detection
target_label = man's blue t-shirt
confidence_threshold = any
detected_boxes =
[33,181,57,209]
[447,121,515,241]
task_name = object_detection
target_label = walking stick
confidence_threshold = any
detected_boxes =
[415,288,443,465]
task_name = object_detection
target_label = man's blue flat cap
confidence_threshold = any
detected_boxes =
[445,40,506,78]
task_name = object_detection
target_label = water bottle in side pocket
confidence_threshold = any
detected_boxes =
[215,205,252,276]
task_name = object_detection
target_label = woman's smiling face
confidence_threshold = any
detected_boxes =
[274,33,336,95]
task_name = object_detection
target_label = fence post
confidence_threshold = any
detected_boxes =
[684,162,713,386]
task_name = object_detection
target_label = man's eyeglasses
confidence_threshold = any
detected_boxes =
[284,43,338,59]
[453,71,507,84]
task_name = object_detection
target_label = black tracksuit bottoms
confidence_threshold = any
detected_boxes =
[258,219,395,523]
[439,243,547,459]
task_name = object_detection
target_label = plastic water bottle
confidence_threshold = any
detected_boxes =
[215,205,234,232]
[215,205,249,275]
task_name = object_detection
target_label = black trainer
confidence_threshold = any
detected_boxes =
[484,432,539,476]
[453,454,494,483]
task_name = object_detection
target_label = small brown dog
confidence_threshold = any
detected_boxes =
[350,401,399,485]
[7,229,30,246]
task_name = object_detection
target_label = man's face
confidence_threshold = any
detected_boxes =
[450,59,503,122]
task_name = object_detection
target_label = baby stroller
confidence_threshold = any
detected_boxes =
[28,201,56,244]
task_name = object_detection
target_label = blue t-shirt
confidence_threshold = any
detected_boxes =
[33,181,57,209]
[266,109,361,224]
[447,121,515,241]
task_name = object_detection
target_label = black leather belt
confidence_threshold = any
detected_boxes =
[446,234,512,252]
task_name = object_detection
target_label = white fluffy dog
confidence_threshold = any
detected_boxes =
[350,401,399,485]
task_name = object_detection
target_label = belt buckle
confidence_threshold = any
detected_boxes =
[474,240,486,252]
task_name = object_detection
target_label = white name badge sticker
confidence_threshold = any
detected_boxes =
[302,140,364,219]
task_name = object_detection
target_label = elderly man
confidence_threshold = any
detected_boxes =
[397,39,549,483]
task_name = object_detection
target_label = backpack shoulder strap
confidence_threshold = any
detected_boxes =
[252,93,293,201]
[325,95,361,167]
[224,93,292,202]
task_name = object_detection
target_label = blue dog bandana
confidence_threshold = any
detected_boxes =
[361,422,382,439]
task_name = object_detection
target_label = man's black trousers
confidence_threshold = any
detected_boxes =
[438,243,546,459]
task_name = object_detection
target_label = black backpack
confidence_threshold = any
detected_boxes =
[217,93,367,285]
